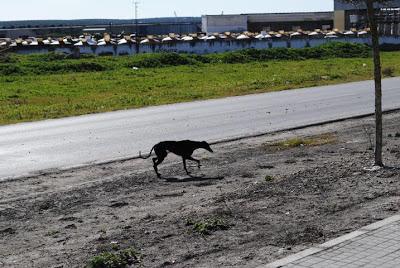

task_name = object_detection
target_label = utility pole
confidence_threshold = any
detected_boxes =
[133,1,140,54]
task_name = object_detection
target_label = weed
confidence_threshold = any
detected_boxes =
[186,218,230,235]
[88,247,142,268]
[382,66,395,77]
[45,230,60,237]
[265,175,274,182]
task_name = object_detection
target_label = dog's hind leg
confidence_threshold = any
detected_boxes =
[153,157,164,178]
[187,156,201,169]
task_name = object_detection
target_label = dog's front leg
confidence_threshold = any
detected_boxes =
[182,158,191,176]
[187,156,201,169]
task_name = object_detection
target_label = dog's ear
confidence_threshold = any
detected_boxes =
[202,141,214,153]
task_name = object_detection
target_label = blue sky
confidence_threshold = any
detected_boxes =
[2,0,334,21]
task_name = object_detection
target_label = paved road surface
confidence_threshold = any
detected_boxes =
[1,78,399,180]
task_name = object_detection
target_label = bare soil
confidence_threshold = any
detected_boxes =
[0,113,400,268]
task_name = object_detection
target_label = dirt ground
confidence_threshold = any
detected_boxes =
[0,112,400,268]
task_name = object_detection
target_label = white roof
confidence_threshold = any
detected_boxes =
[255,34,271,39]
[182,36,194,41]
[290,32,302,37]
[118,39,128,45]
[326,31,337,36]
[74,41,84,46]
[162,36,173,42]
[88,40,98,46]
[237,34,249,40]
[97,41,107,46]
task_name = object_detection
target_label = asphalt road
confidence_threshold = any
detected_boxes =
[1,78,399,180]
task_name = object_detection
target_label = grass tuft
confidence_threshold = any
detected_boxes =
[266,134,337,150]
[186,218,230,235]
[88,247,142,268]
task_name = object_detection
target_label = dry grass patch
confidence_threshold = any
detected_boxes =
[265,133,337,151]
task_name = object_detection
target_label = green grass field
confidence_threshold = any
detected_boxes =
[0,44,399,125]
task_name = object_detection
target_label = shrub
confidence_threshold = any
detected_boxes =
[29,52,67,62]
[27,61,107,74]
[0,54,16,63]
[0,65,24,75]
[126,52,198,68]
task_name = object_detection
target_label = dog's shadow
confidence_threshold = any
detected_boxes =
[383,165,400,171]
[163,175,225,183]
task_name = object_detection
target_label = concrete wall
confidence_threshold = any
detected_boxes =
[202,15,248,34]
[10,36,400,56]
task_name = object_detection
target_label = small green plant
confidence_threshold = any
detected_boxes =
[265,175,274,182]
[382,66,395,77]
[45,230,60,237]
[88,248,142,268]
[186,218,230,235]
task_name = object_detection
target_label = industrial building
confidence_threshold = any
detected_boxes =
[0,21,201,39]
[334,0,400,34]
[202,12,334,34]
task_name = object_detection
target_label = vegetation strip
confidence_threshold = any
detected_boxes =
[0,43,399,125]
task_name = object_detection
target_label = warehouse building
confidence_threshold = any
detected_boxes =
[0,22,201,39]
[202,12,334,34]
[334,0,400,34]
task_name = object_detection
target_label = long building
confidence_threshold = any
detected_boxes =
[202,12,334,34]
[0,20,201,39]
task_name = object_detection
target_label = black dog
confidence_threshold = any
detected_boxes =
[139,140,214,178]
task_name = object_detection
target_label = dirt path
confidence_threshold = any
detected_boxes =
[0,113,399,268]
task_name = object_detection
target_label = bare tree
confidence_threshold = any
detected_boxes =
[341,0,392,166]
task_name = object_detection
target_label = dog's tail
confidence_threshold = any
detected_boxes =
[139,146,155,159]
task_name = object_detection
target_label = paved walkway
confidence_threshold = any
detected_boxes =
[262,215,400,268]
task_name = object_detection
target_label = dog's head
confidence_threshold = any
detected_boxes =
[202,141,214,153]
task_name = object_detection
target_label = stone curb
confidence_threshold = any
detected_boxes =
[258,214,400,268]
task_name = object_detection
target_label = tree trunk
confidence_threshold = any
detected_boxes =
[366,0,383,166]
